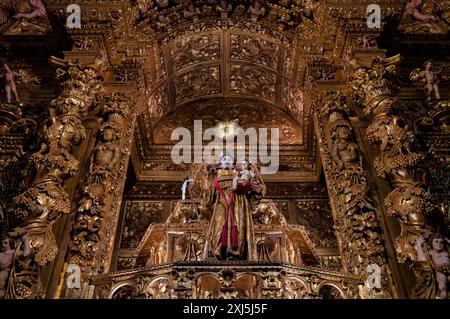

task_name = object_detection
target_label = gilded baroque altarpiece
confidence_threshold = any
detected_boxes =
[0,0,449,299]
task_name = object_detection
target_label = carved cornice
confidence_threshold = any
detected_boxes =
[123,181,329,201]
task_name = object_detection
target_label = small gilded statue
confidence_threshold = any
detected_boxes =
[417,234,450,299]
[357,35,377,49]
[183,3,200,20]
[332,123,361,170]
[94,125,120,170]
[14,0,46,20]
[410,60,442,101]
[0,0,50,35]
[405,0,438,22]
[0,63,20,104]
[0,234,30,298]
[249,1,266,19]
[401,0,449,34]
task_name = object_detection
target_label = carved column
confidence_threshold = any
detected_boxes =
[66,92,137,297]
[314,91,395,298]
[349,57,438,298]
[4,61,103,298]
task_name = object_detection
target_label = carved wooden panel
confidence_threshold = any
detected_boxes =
[120,201,165,248]
[230,34,279,69]
[318,256,342,271]
[148,82,169,119]
[168,232,206,262]
[283,80,304,122]
[175,65,220,104]
[230,64,276,102]
[265,183,328,199]
[255,232,284,262]
[151,100,302,145]
[171,33,220,72]
[0,135,26,204]
[295,200,338,248]
[156,52,167,83]
[117,257,137,271]
[124,182,181,199]
[273,201,289,223]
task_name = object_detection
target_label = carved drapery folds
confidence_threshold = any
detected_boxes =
[349,57,439,298]
[69,92,135,288]
[6,63,103,268]
[315,91,392,298]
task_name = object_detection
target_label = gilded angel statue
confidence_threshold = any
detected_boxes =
[0,0,46,25]
[415,234,450,299]
[14,0,46,20]
[405,0,438,22]
[401,0,450,33]
[410,60,443,101]
[0,0,48,35]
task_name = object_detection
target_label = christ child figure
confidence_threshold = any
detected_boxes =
[232,160,253,194]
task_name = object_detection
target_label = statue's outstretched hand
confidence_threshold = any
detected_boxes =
[416,235,425,246]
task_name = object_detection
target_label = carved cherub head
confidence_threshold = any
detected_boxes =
[428,233,447,252]
[100,124,119,142]
[331,121,352,141]
[423,60,433,70]
[2,63,11,73]
[157,14,167,23]
[335,125,351,140]
[0,236,13,252]
[102,128,115,141]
